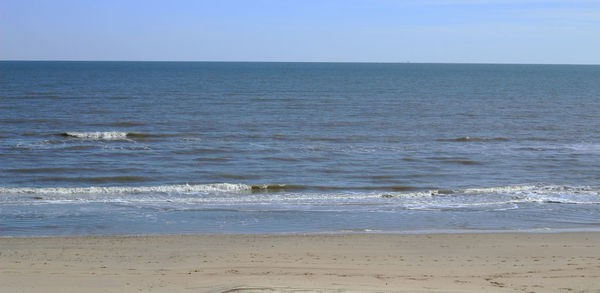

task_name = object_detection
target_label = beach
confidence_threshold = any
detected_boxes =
[2,232,599,292]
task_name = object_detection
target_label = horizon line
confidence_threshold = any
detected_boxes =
[1,60,599,66]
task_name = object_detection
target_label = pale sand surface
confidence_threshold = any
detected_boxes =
[1,233,600,293]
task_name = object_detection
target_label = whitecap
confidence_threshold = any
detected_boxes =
[62,131,129,140]
[0,183,254,195]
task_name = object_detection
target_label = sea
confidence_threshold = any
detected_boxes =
[1,61,599,236]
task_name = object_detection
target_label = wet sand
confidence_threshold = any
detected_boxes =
[1,233,599,292]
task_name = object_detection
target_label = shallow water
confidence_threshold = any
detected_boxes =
[1,61,600,236]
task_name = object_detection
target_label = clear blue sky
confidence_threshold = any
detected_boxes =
[1,0,599,64]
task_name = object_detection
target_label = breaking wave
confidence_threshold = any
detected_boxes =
[0,183,421,195]
[1,183,600,215]
[0,183,259,195]
[436,136,509,142]
[59,131,181,141]
[1,183,598,204]
[61,131,130,140]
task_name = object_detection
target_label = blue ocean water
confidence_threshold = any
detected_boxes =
[1,61,600,236]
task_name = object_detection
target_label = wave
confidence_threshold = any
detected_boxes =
[251,185,420,192]
[61,131,130,140]
[442,159,483,165]
[1,184,598,205]
[440,185,600,205]
[0,183,258,195]
[59,131,166,141]
[0,183,421,196]
[461,185,600,197]
[373,184,600,204]
[59,131,182,141]
[194,157,229,162]
[436,136,509,142]
[263,156,302,162]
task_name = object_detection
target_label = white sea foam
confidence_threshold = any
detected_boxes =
[462,185,600,196]
[384,184,600,205]
[0,183,255,195]
[457,185,600,205]
[63,131,129,140]
[2,184,599,207]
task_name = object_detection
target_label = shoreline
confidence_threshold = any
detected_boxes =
[2,232,600,292]
[4,226,600,239]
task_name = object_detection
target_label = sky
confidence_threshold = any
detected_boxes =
[1,0,599,64]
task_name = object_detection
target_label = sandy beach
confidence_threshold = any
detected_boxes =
[1,233,599,292]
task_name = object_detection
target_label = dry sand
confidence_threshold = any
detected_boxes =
[1,233,600,292]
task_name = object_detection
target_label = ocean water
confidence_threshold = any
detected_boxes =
[1,61,600,236]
